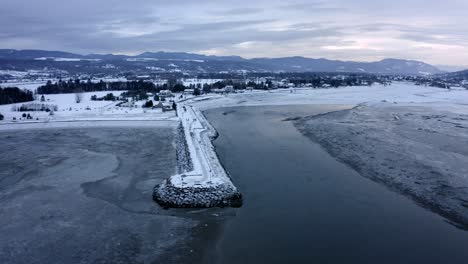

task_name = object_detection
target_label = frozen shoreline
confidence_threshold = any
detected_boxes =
[294,103,468,229]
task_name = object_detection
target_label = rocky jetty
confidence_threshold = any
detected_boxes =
[153,101,242,208]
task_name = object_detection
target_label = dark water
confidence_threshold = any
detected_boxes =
[203,105,468,264]
[0,127,195,264]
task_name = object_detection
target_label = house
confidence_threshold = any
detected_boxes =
[212,88,226,94]
[158,90,173,99]
[183,89,195,95]
[224,85,234,93]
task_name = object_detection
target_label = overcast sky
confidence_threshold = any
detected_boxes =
[1,0,468,65]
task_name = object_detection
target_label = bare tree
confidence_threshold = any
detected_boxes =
[75,93,83,103]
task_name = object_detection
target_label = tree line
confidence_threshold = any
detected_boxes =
[0,87,34,105]
[37,79,158,94]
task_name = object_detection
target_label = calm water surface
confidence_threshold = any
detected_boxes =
[202,105,468,264]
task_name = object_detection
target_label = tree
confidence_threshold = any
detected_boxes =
[171,83,186,93]
[144,100,154,108]
[154,94,160,101]
[103,93,116,101]
[0,87,34,105]
[193,88,201,96]
[202,83,211,93]
[75,93,83,103]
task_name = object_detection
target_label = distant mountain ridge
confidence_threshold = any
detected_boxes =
[438,69,468,79]
[0,49,446,75]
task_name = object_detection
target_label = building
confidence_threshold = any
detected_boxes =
[224,85,234,93]
[212,88,225,94]
[183,89,195,95]
[158,90,173,99]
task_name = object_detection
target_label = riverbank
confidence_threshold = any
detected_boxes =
[294,102,468,229]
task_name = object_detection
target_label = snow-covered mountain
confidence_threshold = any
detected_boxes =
[0,49,443,75]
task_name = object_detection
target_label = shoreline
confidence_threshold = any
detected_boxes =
[293,103,468,229]
[0,115,178,131]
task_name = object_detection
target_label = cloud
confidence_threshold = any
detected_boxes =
[214,8,263,15]
[0,0,468,65]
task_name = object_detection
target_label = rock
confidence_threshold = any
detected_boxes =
[153,179,243,208]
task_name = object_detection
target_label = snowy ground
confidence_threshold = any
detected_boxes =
[0,91,177,129]
[190,82,468,111]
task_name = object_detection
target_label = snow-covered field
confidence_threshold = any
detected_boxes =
[0,91,176,128]
[190,82,468,112]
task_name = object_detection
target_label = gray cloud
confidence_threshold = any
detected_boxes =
[214,8,263,15]
[0,0,468,65]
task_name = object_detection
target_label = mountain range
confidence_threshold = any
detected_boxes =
[0,49,452,75]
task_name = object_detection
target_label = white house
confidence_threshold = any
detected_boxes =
[183,89,195,95]
[158,90,173,99]
[224,85,234,93]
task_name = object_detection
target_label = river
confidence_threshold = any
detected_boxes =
[201,105,468,264]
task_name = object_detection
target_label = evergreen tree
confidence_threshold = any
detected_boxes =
[144,100,154,108]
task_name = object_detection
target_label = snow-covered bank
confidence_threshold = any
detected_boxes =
[153,100,242,208]
[293,104,468,229]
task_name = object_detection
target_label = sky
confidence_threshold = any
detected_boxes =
[1,0,468,66]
